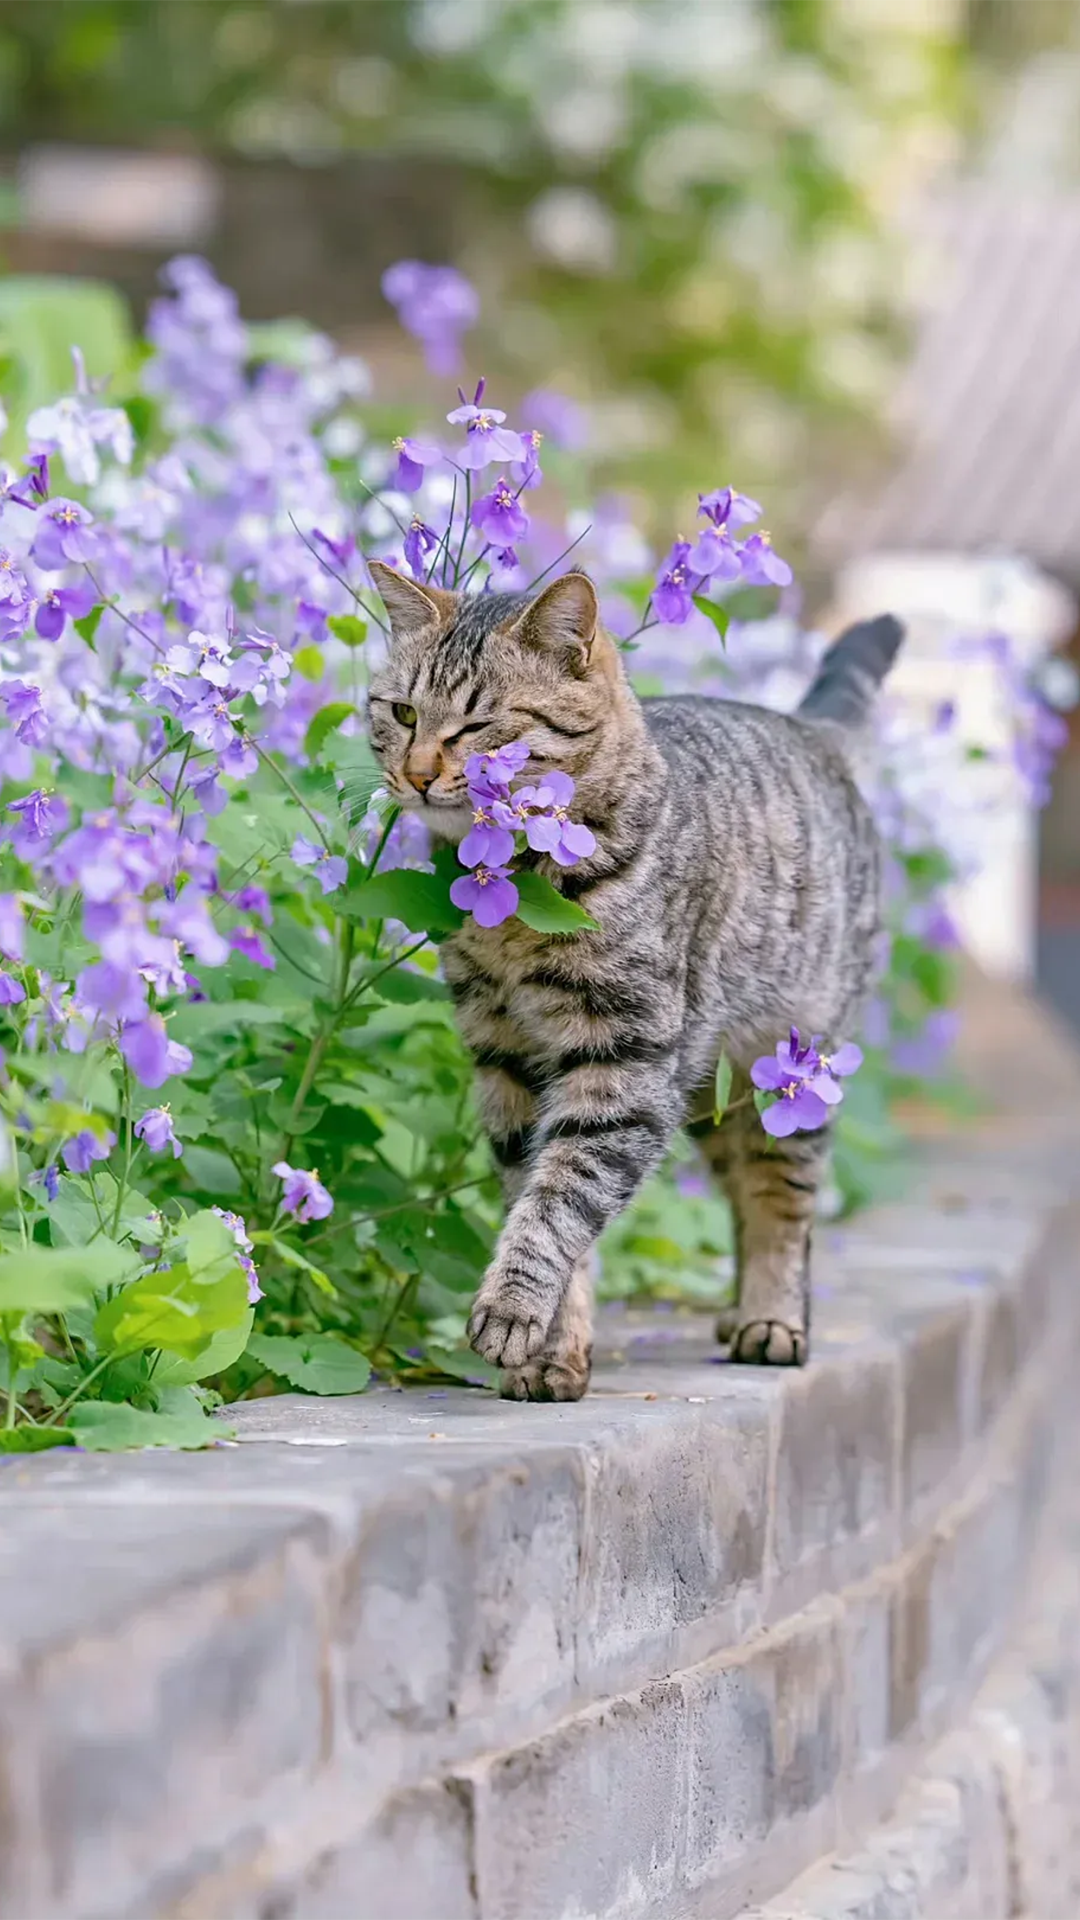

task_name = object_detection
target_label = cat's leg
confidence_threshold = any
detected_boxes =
[720,1103,828,1366]
[474,1063,593,1399]
[468,1053,680,1373]
[500,1256,594,1401]
[687,1097,744,1345]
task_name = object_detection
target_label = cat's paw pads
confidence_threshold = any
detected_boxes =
[500,1353,591,1402]
[730,1320,807,1366]
[468,1284,550,1370]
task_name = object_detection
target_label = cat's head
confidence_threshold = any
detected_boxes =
[366,565,623,837]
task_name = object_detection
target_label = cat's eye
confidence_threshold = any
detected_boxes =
[392,702,418,728]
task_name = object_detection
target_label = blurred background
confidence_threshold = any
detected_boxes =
[1,0,1079,1025]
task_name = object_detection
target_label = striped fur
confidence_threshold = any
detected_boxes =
[368,565,902,1397]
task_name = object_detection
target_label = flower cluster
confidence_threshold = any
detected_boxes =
[751,1029,863,1137]
[449,741,597,927]
[653,489,793,625]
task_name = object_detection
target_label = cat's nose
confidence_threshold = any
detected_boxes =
[406,764,436,794]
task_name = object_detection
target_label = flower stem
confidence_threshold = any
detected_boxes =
[251,739,332,850]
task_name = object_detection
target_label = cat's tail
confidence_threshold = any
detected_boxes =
[797,614,904,727]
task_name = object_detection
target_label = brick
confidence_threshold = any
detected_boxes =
[576,1392,772,1686]
[284,1783,478,1920]
[683,1606,844,1900]
[0,1504,327,1920]
[338,1446,585,1757]
[468,1680,689,1920]
[899,1303,973,1522]
[770,1351,899,1613]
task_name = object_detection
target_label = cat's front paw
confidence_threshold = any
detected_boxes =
[468,1270,556,1370]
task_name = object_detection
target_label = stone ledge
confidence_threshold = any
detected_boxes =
[0,979,1076,1919]
[743,1455,1080,1920]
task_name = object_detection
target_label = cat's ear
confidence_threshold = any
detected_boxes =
[368,563,455,643]
[513,571,598,675]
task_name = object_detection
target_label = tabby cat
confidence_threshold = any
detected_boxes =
[368,563,902,1400]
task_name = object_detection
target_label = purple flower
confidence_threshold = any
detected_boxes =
[403,515,440,580]
[750,1026,861,1137]
[751,1063,830,1137]
[34,582,97,642]
[653,540,697,626]
[230,883,272,924]
[157,888,230,966]
[687,526,742,582]
[61,1128,115,1173]
[7,789,65,860]
[0,894,24,962]
[449,863,519,928]
[2,683,47,747]
[522,388,587,450]
[817,1041,863,1081]
[470,479,530,546]
[120,1015,193,1089]
[0,970,24,1006]
[511,770,597,867]
[446,380,525,470]
[310,527,355,570]
[0,552,32,640]
[76,960,148,1023]
[292,835,347,894]
[7,453,49,507]
[381,261,479,375]
[37,1162,60,1202]
[698,487,761,531]
[508,430,543,492]
[389,436,443,492]
[272,1159,334,1223]
[134,1106,182,1158]
[464,739,531,801]
[29,498,99,570]
[458,801,515,869]
[738,532,793,589]
[229,925,276,969]
[213,1206,262,1302]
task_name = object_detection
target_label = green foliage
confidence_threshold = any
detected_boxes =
[247,1331,372,1395]
[0,276,134,459]
[0,0,969,513]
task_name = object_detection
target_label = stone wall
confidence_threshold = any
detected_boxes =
[0,973,1078,1920]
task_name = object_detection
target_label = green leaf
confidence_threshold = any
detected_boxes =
[692,595,730,644]
[340,868,463,936]
[74,604,105,648]
[168,1000,307,1043]
[153,1310,255,1385]
[249,1232,337,1297]
[185,1209,243,1286]
[293,644,324,682]
[94,1223,249,1358]
[0,1240,139,1313]
[367,966,450,1004]
[327,613,368,648]
[91,1263,231,1358]
[0,1427,74,1453]
[247,1332,372,1396]
[713,1051,733,1123]
[305,702,358,761]
[68,1397,230,1452]
[513,870,599,934]
[416,1346,498,1388]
